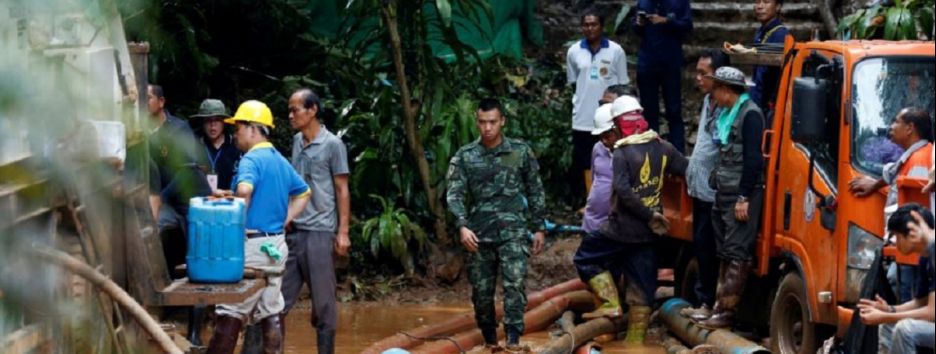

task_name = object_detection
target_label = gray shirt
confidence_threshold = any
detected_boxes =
[290,127,350,232]
[686,94,721,203]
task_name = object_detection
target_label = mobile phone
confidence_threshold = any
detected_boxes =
[637,11,648,20]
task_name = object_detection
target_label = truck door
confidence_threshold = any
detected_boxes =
[770,48,842,325]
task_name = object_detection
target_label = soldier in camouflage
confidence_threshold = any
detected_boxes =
[446,98,547,353]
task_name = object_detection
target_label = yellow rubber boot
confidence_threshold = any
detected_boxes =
[623,306,651,344]
[582,272,623,320]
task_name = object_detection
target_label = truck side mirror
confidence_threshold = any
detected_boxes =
[791,77,829,144]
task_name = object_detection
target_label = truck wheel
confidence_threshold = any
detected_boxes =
[676,258,700,305]
[770,273,817,354]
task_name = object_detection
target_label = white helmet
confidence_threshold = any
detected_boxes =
[611,95,643,118]
[591,104,615,136]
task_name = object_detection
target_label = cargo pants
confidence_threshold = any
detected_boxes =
[216,235,288,323]
[468,236,530,336]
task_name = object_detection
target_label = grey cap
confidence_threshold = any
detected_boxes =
[708,67,754,89]
[191,99,230,119]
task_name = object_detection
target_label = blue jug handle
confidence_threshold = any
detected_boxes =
[207,197,234,206]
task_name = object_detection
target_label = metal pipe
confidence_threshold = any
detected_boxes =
[660,299,771,354]
[362,279,585,354]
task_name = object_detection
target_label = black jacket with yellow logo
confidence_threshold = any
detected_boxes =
[598,131,688,244]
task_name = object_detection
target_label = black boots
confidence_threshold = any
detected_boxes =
[260,315,284,354]
[317,329,335,354]
[239,324,262,354]
[697,260,752,330]
[207,316,243,354]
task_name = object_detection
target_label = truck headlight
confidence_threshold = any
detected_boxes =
[845,223,884,303]
[848,223,883,270]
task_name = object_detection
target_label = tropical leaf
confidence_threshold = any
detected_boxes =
[436,0,453,28]
[884,7,906,39]
[918,7,935,39]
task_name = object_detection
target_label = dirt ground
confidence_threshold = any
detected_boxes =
[329,235,584,306]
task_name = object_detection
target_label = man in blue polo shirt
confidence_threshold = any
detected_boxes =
[206,100,311,354]
[567,8,630,205]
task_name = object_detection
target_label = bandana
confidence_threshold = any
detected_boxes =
[616,115,649,137]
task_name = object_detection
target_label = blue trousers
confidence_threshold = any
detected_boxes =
[574,233,657,306]
[637,63,685,153]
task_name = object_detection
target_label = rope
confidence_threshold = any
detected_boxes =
[397,331,467,354]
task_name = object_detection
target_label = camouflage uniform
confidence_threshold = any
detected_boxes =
[446,137,547,337]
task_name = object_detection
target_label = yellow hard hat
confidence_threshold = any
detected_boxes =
[225,100,275,128]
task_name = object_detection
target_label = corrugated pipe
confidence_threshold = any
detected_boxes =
[660,299,771,354]
[361,279,585,354]
[409,290,596,354]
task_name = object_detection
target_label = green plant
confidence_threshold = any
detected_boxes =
[837,0,935,40]
[360,195,428,277]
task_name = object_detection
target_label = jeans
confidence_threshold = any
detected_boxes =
[879,319,936,354]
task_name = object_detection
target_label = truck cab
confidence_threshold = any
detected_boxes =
[663,39,935,354]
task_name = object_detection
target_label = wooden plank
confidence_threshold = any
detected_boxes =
[727,52,784,67]
[158,278,267,306]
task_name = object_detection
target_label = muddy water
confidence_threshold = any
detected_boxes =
[283,303,665,354]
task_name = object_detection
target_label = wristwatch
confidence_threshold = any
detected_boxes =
[737,196,749,204]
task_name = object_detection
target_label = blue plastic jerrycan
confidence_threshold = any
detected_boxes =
[187,197,246,283]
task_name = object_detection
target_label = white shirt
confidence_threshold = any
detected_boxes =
[567,38,630,132]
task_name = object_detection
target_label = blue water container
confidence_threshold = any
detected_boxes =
[187,197,246,283]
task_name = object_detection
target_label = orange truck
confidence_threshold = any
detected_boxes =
[660,38,935,354]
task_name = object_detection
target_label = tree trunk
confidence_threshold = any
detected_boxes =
[816,0,839,38]
[380,1,451,247]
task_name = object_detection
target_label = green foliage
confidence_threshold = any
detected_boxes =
[359,195,428,277]
[119,0,575,276]
[837,0,935,40]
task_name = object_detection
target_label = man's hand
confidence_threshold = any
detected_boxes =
[735,200,750,222]
[650,212,670,235]
[849,176,879,197]
[335,231,351,257]
[857,295,890,313]
[908,211,934,241]
[212,189,234,199]
[460,227,480,253]
[648,14,668,25]
[532,232,546,256]
[859,306,889,326]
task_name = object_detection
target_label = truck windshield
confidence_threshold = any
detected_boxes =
[852,57,935,177]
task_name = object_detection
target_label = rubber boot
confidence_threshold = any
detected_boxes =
[680,304,711,321]
[207,316,243,354]
[317,329,335,354]
[239,324,262,354]
[689,262,727,322]
[187,305,207,347]
[278,313,287,345]
[698,261,751,330]
[623,306,651,344]
[260,315,283,354]
[582,272,623,320]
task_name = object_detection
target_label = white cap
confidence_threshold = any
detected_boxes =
[611,95,643,118]
[591,104,615,136]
